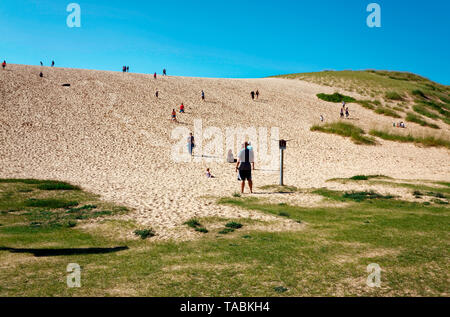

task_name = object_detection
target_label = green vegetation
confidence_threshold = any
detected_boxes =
[1,178,449,296]
[274,70,450,128]
[311,122,376,145]
[374,107,401,118]
[369,129,450,149]
[385,91,404,101]
[184,218,201,229]
[316,92,356,103]
[350,175,387,181]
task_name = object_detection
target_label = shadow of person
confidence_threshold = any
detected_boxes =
[0,246,129,257]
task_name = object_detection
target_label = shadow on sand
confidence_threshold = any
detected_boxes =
[0,246,129,257]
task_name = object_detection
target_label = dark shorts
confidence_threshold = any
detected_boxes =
[239,170,252,181]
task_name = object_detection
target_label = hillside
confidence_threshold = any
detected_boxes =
[1,65,449,238]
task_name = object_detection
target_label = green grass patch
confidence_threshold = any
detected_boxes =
[225,221,243,229]
[25,198,79,209]
[405,113,440,129]
[385,91,404,101]
[311,122,376,145]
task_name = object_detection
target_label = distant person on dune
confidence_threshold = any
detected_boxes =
[163,69,167,76]
[256,90,260,99]
[345,107,349,118]
[122,66,126,73]
[154,72,157,79]
[320,115,324,122]
[206,168,214,178]
[155,90,159,98]
[187,133,195,156]
[2,60,6,70]
[180,103,185,113]
[201,90,205,101]
[40,61,43,66]
[127,66,129,72]
[39,72,43,78]
[251,91,255,100]
[51,61,55,67]
[340,108,344,118]
[172,109,177,122]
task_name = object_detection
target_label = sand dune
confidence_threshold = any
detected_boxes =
[1,64,449,239]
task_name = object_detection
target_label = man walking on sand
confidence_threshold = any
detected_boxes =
[236,142,255,194]
[2,60,6,70]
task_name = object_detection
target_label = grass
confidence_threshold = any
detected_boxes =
[274,70,450,128]
[413,104,440,120]
[1,178,449,296]
[374,107,401,118]
[385,91,404,101]
[311,122,376,145]
[25,198,79,209]
[369,129,450,149]
[259,185,298,193]
[316,92,356,103]
[349,175,387,181]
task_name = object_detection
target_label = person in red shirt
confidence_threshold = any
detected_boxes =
[171,109,177,121]
[180,103,185,113]
[2,61,6,70]
[154,72,157,79]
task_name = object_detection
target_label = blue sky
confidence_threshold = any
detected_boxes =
[1,0,449,84]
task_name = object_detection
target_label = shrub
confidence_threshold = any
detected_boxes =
[195,227,208,234]
[225,221,243,229]
[411,90,427,99]
[184,218,201,229]
[385,91,404,101]
[317,93,356,103]
[413,105,439,120]
[134,229,156,239]
[37,182,80,191]
[219,228,235,235]
[25,198,78,209]
[279,211,290,217]
[406,113,440,129]
[232,192,241,198]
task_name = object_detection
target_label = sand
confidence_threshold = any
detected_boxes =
[1,64,449,239]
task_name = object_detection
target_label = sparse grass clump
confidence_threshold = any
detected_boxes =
[134,229,155,239]
[413,104,439,120]
[195,227,208,234]
[232,192,241,198]
[369,129,450,149]
[37,182,80,191]
[218,228,235,235]
[350,175,386,181]
[311,122,376,145]
[317,92,356,103]
[226,221,243,229]
[374,107,401,118]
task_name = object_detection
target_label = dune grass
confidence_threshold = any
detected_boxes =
[369,129,450,149]
[316,92,356,103]
[311,122,376,145]
[405,113,440,129]
[1,178,449,296]
[374,107,401,118]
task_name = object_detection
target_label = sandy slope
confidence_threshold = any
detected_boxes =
[1,65,449,239]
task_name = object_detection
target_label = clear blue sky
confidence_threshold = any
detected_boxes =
[1,0,449,84]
